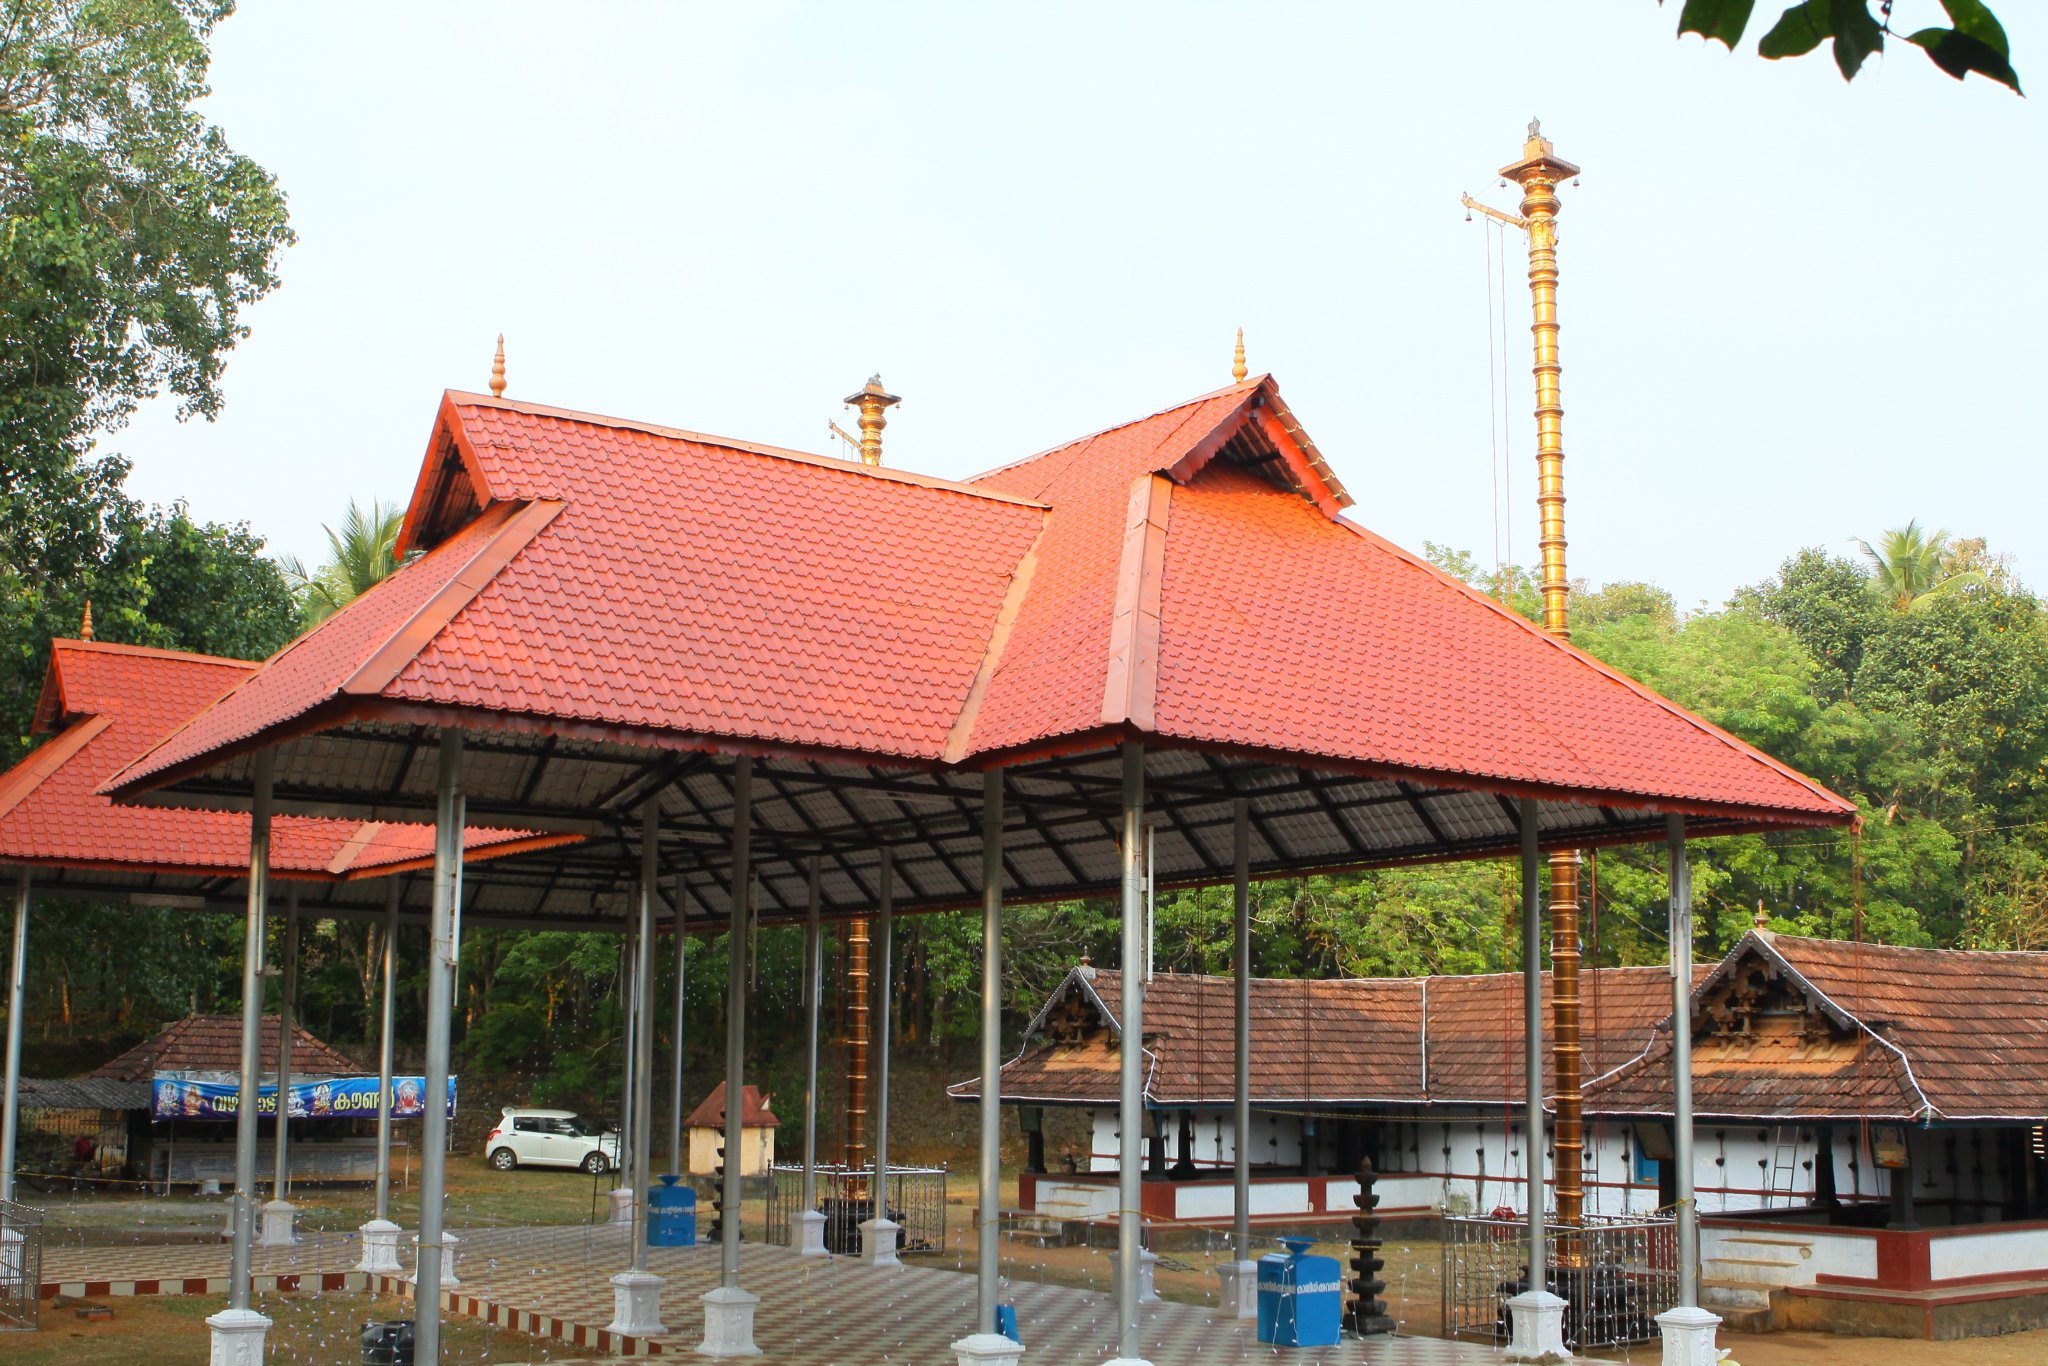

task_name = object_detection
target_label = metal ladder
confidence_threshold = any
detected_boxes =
[1766,1127,1801,1208]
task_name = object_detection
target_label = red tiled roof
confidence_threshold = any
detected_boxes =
[0,639,560,877]
[1587,932,2048,1123]
[949,964,1689,1110]
[111,376,1853,837]
[684,1081,778,1129]
[90,1014,361,1080]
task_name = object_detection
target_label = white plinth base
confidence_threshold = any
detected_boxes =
[1112,1246,1161,1307]
[1098,1359,1156,1366]
[791,1208,827,1257]
[356,1218,404,1274]
[606,1269,668,1338]
[409,1231,461,1288]
[206,1306,273,1366]
[951,1331,1026,1365]
[697,1284,762,1357]
[1655,1304,1724,1366]
[199,1178,222,1196]
[860,1216,901,1267]
[610,1186,636,1225]
[1505,1288,1571,1363]
[1216,1259,1259,1319]
[256,1199,297,1247]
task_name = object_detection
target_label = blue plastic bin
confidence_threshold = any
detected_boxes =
[1255,1236,1342,1347]
[647,1174,697,1247]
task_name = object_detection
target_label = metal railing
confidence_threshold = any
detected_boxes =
[1442,1212,1678,1350]
[1,1199,45,1332]
[764,1163,948,1256]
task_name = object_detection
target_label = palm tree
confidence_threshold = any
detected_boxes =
[1853,520,1984,612]
[281,499,405,626]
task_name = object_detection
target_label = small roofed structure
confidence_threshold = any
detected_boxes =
[686,1082,777,1178]
[92,1015,360,1083]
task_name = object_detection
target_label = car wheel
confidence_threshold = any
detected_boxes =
[489,1147,518,1171]
[581,1150,610,1175]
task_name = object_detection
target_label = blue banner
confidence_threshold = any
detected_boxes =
[151,1075,457,1120]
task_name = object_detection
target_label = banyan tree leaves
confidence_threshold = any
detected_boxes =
[1672,0,2022,91]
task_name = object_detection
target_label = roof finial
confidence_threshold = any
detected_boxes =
[1755,900,1771,931]
[80,600,93,641]
[841,373,902,468]
[489,334,507,398]
[1231,328,1248,383]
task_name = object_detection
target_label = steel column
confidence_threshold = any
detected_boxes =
[374,880,399,1222]
[1,869,29,1205]
[1669,815,1699,1306]
[1520,799,1547,1296]
[719,756,753,1289]
[620,903,639,1187]
[415,732,464,1365]
[668,870,688,1177]
[1115,742,1147,1362]
[628,802,659,1269]
[872,847,895,1191]
[801,857,822,1213]
[272,886,300,1199]
[1231,799,1251,1264]
[975,768,1005,1332]
[228,750,273,1312]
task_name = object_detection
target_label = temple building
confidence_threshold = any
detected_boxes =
[958,929,2048,1336]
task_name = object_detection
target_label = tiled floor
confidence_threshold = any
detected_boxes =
[45,1227,1514,1364]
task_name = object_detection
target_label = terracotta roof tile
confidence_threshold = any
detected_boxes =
[684,1080,778,1129]
[112,376,1853,842]
[0,639,552,877]
[91,1014,362,1080]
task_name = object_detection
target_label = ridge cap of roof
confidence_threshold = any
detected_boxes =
[966,375,1267,487]
[446,390,1049,510]
[1331,515,1857,820]
[50,638,258,671]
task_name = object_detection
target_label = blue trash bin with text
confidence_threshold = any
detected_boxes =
[1255,1236,1342,1347]
[648,1174,696,1246]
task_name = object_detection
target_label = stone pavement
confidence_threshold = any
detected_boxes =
[44,1225,1517,1364]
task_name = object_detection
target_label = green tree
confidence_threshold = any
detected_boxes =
[1670,0,2021,90]
[1855,521,1985,612]
[281,499,405,626]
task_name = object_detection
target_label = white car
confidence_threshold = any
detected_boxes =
[485,1107,620,1173]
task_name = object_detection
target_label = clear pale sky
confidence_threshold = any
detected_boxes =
[114,2,2043,612]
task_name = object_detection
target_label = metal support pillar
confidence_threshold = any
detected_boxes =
[359,878,404,1275]
[793,856,826,1255]
[959,766,1013,1358]
[1109,742,1150,1366]
[210,750,274,1363]
[1,870,29,1205]
[415,733,464,1366]
[1654,813,1721,1360]
[259,885,301,1246]
[864,848,900,1264]
[229,751,273,1310]
[669,869,688,1177]
[619,903,639,1199]
[1506,799,1566,1361]
[608,800,667,1337]
[699,756,758,1356]
[1218,800,1256,1318]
